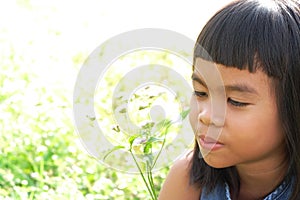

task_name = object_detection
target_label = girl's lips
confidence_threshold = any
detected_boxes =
[198,135,224,151]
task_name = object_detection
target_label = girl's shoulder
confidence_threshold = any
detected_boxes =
[158,152,201,200]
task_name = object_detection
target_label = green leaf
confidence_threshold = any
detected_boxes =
[180,108,190,120]
[138,106,148,110]
[143,137,163,155]
[141,122,155,130]
[119,108,126,113]
[133,93,140,98]
[143,143,152,154]
[147,137,163,143]
[86,115,96,121]
[129,135,139,147]
[155,119,172,130]
[112,125,120,132]
[103,145,125,161]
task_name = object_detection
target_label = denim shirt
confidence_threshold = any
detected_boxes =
[200,178,294,200]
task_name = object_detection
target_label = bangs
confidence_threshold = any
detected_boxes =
[194,0,300,79]
[191,0,300,199]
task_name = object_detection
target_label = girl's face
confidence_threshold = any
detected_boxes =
[189,58,286,170]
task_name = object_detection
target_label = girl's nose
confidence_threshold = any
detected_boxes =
[197,102,212,126]
[197,103,224,127]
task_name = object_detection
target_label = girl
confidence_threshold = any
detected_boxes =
[159,0,300,199]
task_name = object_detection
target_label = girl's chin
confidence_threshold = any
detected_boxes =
[203,157,230,169]
[199,150,232,169]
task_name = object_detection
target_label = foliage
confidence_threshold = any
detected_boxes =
[0,1,193,199]
[104,107,190,200]
[0,46,173,200]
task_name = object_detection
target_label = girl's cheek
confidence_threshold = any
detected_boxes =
[189,97,199,132]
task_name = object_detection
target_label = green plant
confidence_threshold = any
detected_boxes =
[104,107,190,200]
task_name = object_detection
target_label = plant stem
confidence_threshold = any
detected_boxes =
[130,150,156,200]
[147,164,157,199]
[151,125,169,169]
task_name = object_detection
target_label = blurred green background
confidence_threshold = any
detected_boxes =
[0,0,231,199]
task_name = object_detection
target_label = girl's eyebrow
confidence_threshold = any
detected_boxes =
[191,73,259,95]
[225,84,259,95]
[191,73,207,88]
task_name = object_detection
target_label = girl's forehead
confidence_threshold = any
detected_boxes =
[194,58,268,79]
[193,58,274,95]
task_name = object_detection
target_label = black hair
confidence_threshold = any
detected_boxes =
[190,0,300,199]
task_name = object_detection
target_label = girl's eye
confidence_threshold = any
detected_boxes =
[228,98,249,107]
[194,91,208,97]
